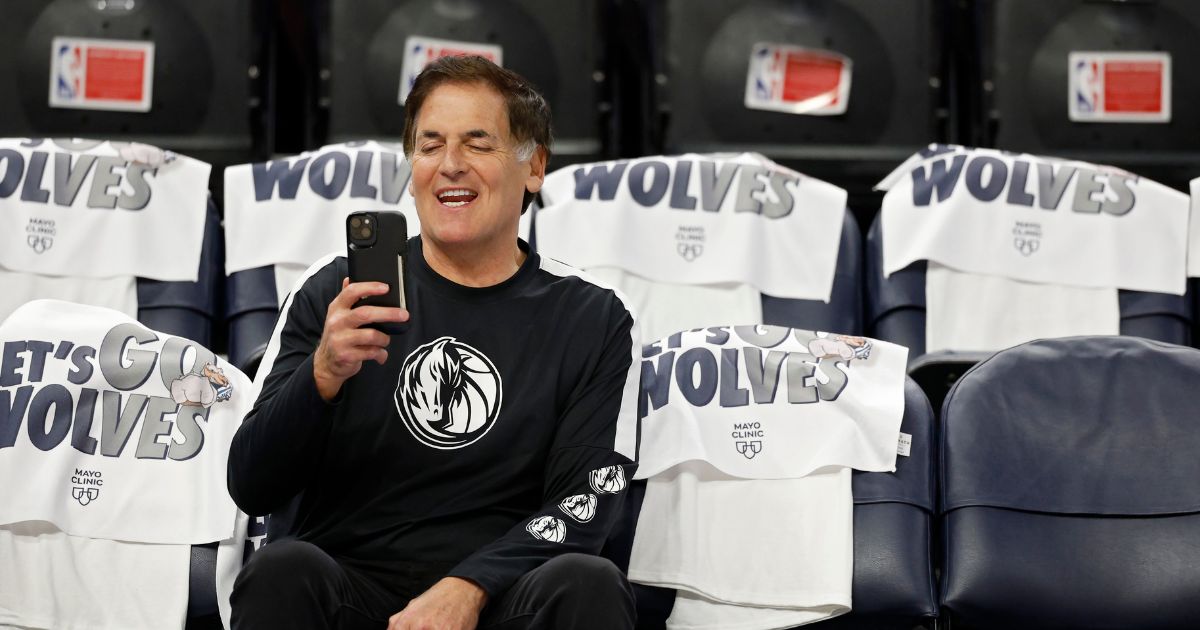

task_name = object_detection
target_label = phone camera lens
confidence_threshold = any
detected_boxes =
[350,217,362,228]
[358,227,372,239]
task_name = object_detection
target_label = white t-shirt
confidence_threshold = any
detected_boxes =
[628,326,907,630]
[924,263,1119,353]
[877,144,1187,353]
[0,300,252,629]
[0,139,210,325]
[535,153,846,303]
[586,268,761,344]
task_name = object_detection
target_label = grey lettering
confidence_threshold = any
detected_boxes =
[100,391,147,457]
[698,160,738,212]
[134,396,178,460]
[87,157,125,209]
[54,153,97,206]
[1036,163,1076,210]
[1071,168,1104,213]
[99,324,159,392]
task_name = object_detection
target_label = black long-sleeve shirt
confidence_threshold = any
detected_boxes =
[227,238,641,598]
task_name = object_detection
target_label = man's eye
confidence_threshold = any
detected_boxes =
[419,144,442,154]
[468,145,493,152]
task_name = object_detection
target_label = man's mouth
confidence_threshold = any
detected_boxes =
[436,188,479,208]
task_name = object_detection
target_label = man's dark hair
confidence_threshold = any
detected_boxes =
[403,55,553,211]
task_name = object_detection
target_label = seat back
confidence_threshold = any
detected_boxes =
[762,210,863,334]
[971,0,1200,192]
[532,155,865,337]
[643,0,950,219]
[618,375,937,630]
[0,0,271,171]
[866,214,1194,360]
[940,336,1200,629]
[137,197,224,349]
[321,0,617,167]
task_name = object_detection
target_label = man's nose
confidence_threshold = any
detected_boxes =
[439,144,466,177]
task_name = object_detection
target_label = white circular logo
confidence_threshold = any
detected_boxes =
[394,336,503,449]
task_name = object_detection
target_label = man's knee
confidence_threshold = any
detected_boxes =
[540,553,632,602]
[233,539,338,600]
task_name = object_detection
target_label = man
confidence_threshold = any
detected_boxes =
[228,56,640,630]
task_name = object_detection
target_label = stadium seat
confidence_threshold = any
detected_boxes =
[225,266,280,376]
[0,0,271,175]
[137,197,224,350]
[318,0,619,167]
[763,210,863,335]
[865,214,1193,412]
[639,0,951,225]
[970,0,1200,192]
[613,375,938,630]
[531,174,865,336]
[939,335,1200,629]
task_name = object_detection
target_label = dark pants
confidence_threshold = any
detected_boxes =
[230,540,636,630]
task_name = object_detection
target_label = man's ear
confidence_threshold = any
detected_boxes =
[525,145,548,195]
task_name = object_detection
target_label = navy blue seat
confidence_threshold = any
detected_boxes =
[136,197,224,349]
[614,376,937,630]
[940,336,1200,629]
[764,210,863,334]
[225,265,280,375]
[865,214,1194,413]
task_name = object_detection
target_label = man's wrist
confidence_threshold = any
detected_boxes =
[441,576,489,611]
[312,358,344,402]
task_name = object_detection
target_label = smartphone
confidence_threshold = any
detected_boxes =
[346,211,408,332]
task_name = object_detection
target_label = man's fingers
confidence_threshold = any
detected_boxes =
[346,304,410,328]
[323,344,387,371]
[332,325,391,348]
[330,278,391,310]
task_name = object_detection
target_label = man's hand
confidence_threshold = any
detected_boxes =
[313,278,409,401]
[387,577,488,630]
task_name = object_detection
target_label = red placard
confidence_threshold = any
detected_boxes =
[782,53,844,105]
[84,47,147,102]
[1103,61,1163,114]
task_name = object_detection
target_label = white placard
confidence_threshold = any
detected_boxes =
[745,43,851,115]
[49,37,155,113]
[399,36,503,104]
[1069,51,1171,123]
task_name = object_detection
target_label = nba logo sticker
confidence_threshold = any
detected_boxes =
[399,36,503,103]
[49,37,155,112]
[1069,51,1170,123]
[745,43,851,115]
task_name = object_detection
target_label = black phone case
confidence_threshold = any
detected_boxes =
[347,211,408,332]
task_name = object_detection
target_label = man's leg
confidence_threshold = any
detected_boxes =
[230,539,402,630]
[479,553,635,630]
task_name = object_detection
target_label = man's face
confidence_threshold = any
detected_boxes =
[408,81,545,256]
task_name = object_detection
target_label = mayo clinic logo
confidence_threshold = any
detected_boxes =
[70,468,103,506]
[26,218,56,254]
[1012,221,1042,257]
[676,225,705,262]
[394,337,503,449]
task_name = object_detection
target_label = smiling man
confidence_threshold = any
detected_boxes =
[227,56,640,630]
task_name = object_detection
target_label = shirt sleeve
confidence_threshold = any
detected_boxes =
[447,293,641,597]
[226,259,343,516]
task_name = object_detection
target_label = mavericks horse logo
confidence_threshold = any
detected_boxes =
[394,337,503,449]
